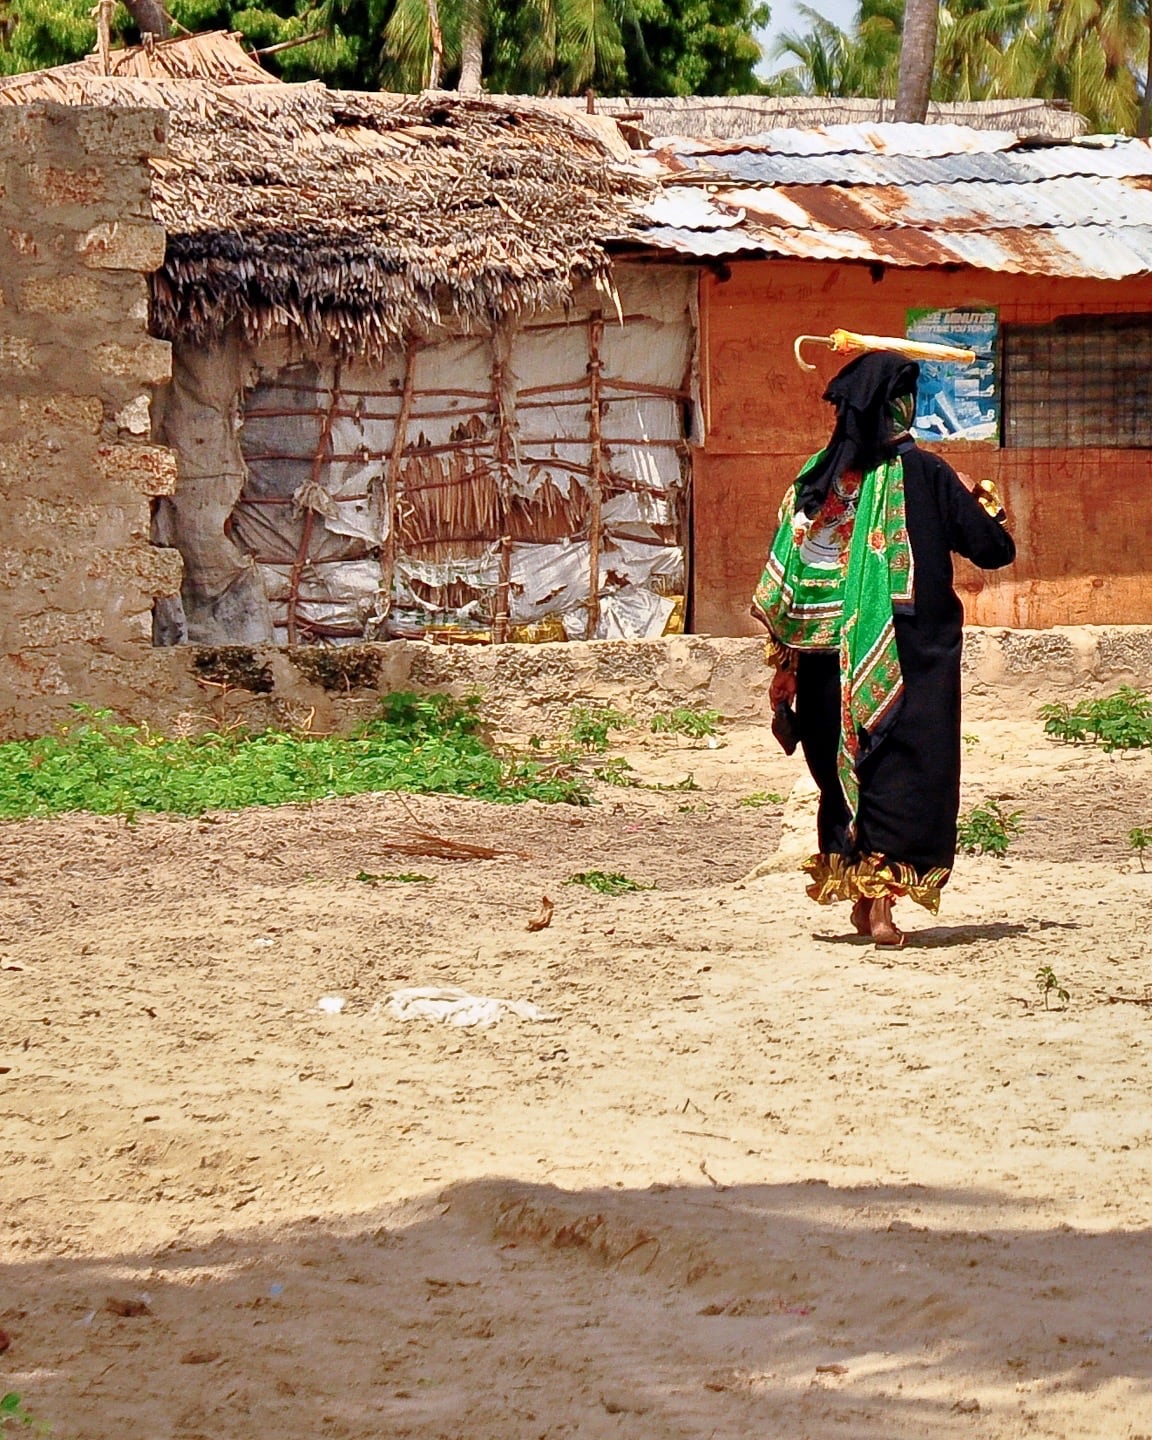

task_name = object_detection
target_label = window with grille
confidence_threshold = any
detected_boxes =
[1001,313,1152,448]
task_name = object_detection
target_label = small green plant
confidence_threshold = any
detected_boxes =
[957,800,1022,858]
[677,801,709,813]
[1,1393,47,1433]
[565,871,653,896]
[1130,827,1152,871]
[650,707,722,740]
[738,790,785,808]
[1036,964,1070,1010]
[646,773,701,793]
[592,757,636,788]
[1040,688,1152,752]
[355,871,434,885]
[962,733,980,750]
[568,706,631,753]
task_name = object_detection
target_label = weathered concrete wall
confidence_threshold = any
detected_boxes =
[0,627,1142,740]
[0,102,181,734]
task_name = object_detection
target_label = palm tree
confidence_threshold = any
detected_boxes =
[775,0,1150,131]
[382,0,630,92]
[772,0,900,96]
[894,0,937,118]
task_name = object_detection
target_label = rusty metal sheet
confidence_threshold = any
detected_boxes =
[639,124,1152,279]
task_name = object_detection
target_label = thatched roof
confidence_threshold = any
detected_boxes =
[552,94,1088,142]
[0,35,651,356]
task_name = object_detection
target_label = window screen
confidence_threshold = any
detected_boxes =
[1001,313,1152,449]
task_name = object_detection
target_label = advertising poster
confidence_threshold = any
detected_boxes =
[905,307,999,443]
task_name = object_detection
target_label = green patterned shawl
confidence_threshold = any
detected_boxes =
[753,451,914,818]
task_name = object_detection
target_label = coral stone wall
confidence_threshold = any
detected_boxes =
[0,102,181,734]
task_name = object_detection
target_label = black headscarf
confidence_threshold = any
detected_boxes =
[795,351,920,519]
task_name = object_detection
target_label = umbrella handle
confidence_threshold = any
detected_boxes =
[793,335,829,372]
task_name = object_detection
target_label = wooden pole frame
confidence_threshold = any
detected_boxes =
[379,339,419,637]
[491,325,515,645]
[586,311,605,640]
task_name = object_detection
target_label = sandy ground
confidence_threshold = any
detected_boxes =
[3,715,1152,1439]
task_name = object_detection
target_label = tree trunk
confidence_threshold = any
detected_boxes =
[894,0,937,123]
[122,0,171,40]
[457,8,483,92]
[425,0,443,88]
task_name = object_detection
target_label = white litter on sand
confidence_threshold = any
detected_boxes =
[383,986,557,1028]
[317,995,347,1014]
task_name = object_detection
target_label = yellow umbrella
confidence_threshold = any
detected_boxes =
[794,328,976,372]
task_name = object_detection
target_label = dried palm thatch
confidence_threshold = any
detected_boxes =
[0,36,653,358]
[550,93,1088,141]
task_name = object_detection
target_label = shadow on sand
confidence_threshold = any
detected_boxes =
[3,1175,1148,1439]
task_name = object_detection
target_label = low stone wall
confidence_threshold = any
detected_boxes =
[2,627,1148,740]
[0,103,180,737]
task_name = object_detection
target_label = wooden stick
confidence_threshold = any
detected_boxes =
[380,340,419,637]
[491,329,515,645]
[95,0,113,74]
[586,311,605,640]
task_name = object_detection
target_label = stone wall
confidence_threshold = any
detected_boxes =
[0,102,181,734]
[0,627,1138,741]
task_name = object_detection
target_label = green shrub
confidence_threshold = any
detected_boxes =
[1040,688,1152,752]
[1,1393,46,1432]
[650,706,722,739]
[0,695,589,820]
[569,706,632,753]
[957,800,1022,858]
[564,871,653,896]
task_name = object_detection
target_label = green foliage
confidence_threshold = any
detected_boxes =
[0,695,589,820]
[621,0,769,95]
[962,733,980,750]
[565,869,653,894]
[1130,827,1152,871]
[355,870,434,883]
[0,0,114,74]
[738,789,784,807]
[769,0,1150,132]
[0,0,767,95]
[1039,688,1152,752]
[650,706,722,739]
[569,705,631,753]
[1035,963,1070,1010]
[771,0,900,97]
[0,1393,47,1433]
[956,799,1022,858]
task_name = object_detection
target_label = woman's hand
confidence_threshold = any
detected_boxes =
[770,667,797,708]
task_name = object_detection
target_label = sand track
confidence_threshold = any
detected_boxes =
[2,720,1152,1438]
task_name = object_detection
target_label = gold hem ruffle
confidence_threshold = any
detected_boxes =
[802,852,950,915]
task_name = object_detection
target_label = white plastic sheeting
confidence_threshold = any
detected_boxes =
[162,265,695,647]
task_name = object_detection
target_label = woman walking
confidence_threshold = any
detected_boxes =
[752,352,1015,947]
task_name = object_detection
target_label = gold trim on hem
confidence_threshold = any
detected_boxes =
[802,852,950,915]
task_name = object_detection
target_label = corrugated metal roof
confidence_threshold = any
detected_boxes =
[636,125,1152,279]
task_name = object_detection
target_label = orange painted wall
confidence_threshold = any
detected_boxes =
[693,260,1152,635]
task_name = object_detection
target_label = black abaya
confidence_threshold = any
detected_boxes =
[797,444,1015,882]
